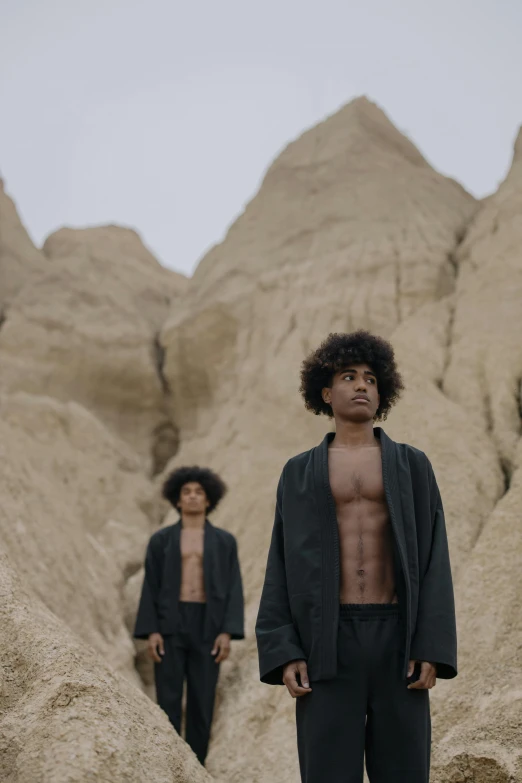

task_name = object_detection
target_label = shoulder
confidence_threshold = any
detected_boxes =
[282,446,315,475]
[211,525,237,548]
[393,441,436,484]
[148,524,175,549]
[396,441,430,465]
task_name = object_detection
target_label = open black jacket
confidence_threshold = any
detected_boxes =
[134,520,244,642]
[256,428,457,685]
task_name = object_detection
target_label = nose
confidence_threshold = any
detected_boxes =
[354,377,368,392]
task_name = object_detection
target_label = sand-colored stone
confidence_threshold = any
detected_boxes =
[158,100,522,782]
[0,178,44,307]
[0,212,186,461]
[0,392,156,678]
[0,552,211,783]
[1,97,521,782]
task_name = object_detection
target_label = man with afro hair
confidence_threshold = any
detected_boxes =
[256,331,456,783]
[134,466,244,765]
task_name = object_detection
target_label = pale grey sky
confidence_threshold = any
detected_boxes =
[1,0,521,275]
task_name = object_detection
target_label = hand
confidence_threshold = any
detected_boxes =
[407,660,437,689]
[147,632,165,663]
[211,633,231,663]
[283,660,312,698]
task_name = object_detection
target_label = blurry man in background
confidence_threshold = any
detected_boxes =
[135,466,244,765]
[256,331,457,783]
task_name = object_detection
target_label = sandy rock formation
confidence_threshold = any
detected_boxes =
[0,392,155,678]
[0,184,206,777]
[0,552,211,783]
[0,178,45,307]
[428,127,522,783]
[159,100,521,782]
[0,218,186,462]
[2,96,521,782]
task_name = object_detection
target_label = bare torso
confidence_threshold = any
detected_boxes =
[179,527,207,602]
[328,439,397,604]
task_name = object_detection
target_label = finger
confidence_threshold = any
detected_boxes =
[149,645,162,664]
[408,676,429,689]
[159,639,165,656]
[285,682,312,697]
[284,670,312,697]
[297,662,310,689]
[407,660,416,678]
[211,645,218,656]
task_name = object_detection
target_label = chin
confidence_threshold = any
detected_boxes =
[345,408,375,423]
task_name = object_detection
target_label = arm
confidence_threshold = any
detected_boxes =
[213,536,245,664]
[255,470,307,685]
[409,465,457,680]
[133,535,162,640]
[221,537,245,640]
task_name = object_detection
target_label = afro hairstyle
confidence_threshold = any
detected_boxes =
[162,466,227,514]
[299,330,404,421]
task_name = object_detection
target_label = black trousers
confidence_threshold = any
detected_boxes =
[154,602,220,764]
[296,604,431,783]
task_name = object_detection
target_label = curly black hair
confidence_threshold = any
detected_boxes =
[162,466,227,514]
[299,331,404,421]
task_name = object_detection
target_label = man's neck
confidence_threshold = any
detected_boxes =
[180,512,207,530]
[330,419,376,449]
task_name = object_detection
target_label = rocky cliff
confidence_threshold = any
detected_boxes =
[0,97,520,782]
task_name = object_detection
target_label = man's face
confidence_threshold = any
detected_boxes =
[178,482,209,515]
[322,363,380,422]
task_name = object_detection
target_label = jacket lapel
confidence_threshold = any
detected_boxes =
[203,519,215,599]
[164,521,182,601]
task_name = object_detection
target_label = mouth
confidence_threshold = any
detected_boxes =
[353,396,370,403]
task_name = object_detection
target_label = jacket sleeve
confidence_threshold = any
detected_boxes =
[133,534,163,639]
[410,464,457,679]
[221,536,245,640]
[255,470,306,685]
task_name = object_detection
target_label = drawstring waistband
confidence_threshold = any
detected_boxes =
[340,603,400,619]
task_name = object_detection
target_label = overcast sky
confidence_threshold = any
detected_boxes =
[1,0,521,275]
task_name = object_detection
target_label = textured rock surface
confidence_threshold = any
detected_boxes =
[0,392,155,679]
[160,100,521,782]
[0,178,45,307]
[0,221,186,460]
[0,553,211,783]
[1,96,521,782]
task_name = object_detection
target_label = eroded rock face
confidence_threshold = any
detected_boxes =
[1,97,521,782]
[0,178,44,307]
[0,392,155,679]
[0,553,211,783]
[0,217,186,461]
[160,101,521,783]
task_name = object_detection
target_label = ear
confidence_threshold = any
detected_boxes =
[322,386,332,405]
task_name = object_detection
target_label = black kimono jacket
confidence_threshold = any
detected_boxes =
[134,520,244,642]
[256,428,457,685]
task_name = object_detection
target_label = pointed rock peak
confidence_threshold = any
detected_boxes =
[273,95,428,171]
[43,225,165,270]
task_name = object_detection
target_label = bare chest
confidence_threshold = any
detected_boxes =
[180,529,205,562]
[328,446,385,506]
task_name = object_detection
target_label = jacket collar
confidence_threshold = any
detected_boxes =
[174,518,214,530]
[318,425,394,452]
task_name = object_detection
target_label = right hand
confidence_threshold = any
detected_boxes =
[147,632,165,663]
[283,660,312,698]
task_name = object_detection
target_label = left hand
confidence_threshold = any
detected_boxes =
[211,633,231,664]
[407,660,437,689]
